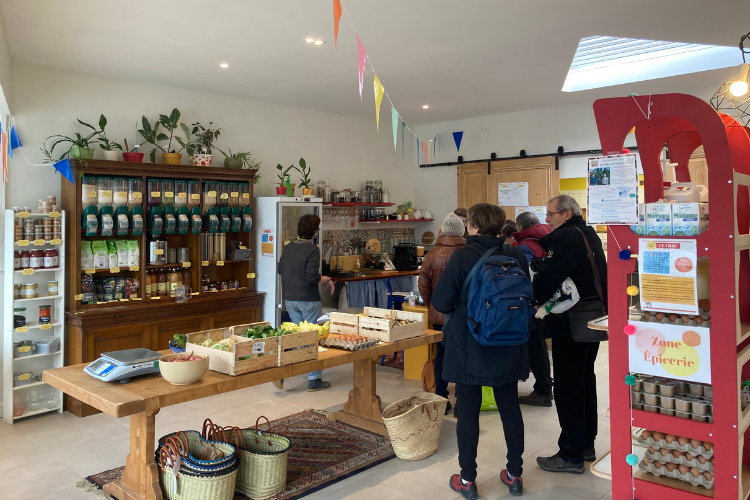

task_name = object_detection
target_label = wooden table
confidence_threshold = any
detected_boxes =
[43,330,442,500]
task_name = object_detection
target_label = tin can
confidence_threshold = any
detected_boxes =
[38,305,52,325]
[48,281,59,296]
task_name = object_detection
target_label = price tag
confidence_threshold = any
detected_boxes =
[119,298,129,302]
[191,193,200,200]
[50,239,62,245]
[154,249,164,255]
[49,211,61,218]
[96,301,106,304]
[182,262,191,268]
[131,297,142,301]
[216,260,224,266]
[247,273,256,279]
[242,193,250,199]
[178,192,187,198]
[201,261,209,266]
[84,268,95,274]
[40,324,52,330]
[74,294,84,301]
[208,190,217,197]
[22,268,34,275]
[110,267,121,273]
[151,296,161,300]
[129,265,140,271]
[17,240,29,246]
[33,239,45,246]
[133,192,142,199]
[230,192,239,197]
[192,292,200,295]
[239,245,247,250]
[151,191,161,198]
[165,191,174,198]
[16,327,29,334]
[87,191,97,198]
[100,190,112,197]
[220,193,229,199]
[17,211,30,218]
[252,342,265,354]
[18,373,30,381]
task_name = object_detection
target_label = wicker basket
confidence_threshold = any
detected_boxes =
[382,392,448,460]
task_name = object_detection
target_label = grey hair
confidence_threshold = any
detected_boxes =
[515,212,539,231]
[548,194,582,217]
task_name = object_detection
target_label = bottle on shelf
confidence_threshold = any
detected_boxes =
[285,175,292,197]
[324,177,332,203]
[144,272,152,298]
[157,271,167,297]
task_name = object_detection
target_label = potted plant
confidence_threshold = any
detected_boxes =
[191,122,222,166]
[122,139,144,163]
[79,115,122,161]
[276,163,296,195]
[42,120,100,162]
[297,157,313,195]
[138,108,193,164]
[218,148,262,183]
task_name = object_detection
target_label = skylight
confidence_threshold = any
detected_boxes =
[562,36,741,92]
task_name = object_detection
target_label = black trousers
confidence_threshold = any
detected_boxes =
[551,335,600,463]
[527,321,553,396]
[432,325,449,398]
[456,383,524,480]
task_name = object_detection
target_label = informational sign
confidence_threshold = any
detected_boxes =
[628,321,711,384]
[639,238,698,315]
[497,182,529,207]
[261,229,275,257]
[514,206,547,221]
[586,154,639,225]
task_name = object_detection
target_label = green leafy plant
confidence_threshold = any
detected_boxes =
[78,114,122,151]
[276,163,296,186]
[41,123,100,162]
[138,108,193,162]
[218,148,262,183]
[191,122,222,154]
[297,157,312,188]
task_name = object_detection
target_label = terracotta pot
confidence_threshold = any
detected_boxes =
[224,157,243,169]
[276,186,287,195]
[101,150,120,161]
[192,154,213,167]
[162,153,182,165]
[70,147,95,159]
[122,152,144,163]
[302,188,313,195]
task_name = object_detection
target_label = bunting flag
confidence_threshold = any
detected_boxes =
[422,140,428,165]
[373,74,384,131]
[391,107,398,151]
[9,125,21,150]
[54,159,74,184]
[401,122,406,157]
[453,131,464,151]
[357,35,366,101]
[1,128,6,182]
[333,0,342,47]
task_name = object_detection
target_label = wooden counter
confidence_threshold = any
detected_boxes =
[328,269,420,282]
[43,330,442,500]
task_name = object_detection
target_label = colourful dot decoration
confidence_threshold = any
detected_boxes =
[625,375,636,386]
[619,249,632,260]
[624,324,637,336]
[626,454,639,466]
[627,286,639,296]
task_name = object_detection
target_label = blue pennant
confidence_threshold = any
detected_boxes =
[453,131,464,152]
[54,159,74,184]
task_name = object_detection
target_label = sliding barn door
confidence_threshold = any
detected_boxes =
[457,162,488,210]
[487,157,559,219]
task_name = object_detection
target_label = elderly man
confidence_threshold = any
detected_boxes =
[532,195,607,474]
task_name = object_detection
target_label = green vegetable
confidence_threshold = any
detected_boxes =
[211,344,230,351]
[173,334,186,349]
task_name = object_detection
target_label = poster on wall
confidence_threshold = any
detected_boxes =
[628,321,711,384]
[586,154,639,225]
[638,238,699,315]
[261,229,275,257]
[498,182,529,206]
[514,206,547,221]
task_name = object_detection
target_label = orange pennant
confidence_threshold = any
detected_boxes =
[333,0,342,47]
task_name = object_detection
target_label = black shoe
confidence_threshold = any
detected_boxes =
[518,391,553,407]
[449,474,478,500]
[453,401,459,418]
[444,401,452,416]
[501,469,523,496]
[584,446,596,462]
[307,379,331,392]
[536,454,585,474]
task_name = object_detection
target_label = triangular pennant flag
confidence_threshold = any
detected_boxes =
[422,141,428,165]
[10,126,21,150]
[391,107,398,151]
[401,122,406,158]
[333,0,342,47]
[373,74,384,131]
[453,131,464,152]
[1,129,7,180]
[357,35,366,101]
[54,159,75,184]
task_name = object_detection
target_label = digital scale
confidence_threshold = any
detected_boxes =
[84,348,162,383]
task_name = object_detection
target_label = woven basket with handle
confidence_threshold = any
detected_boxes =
[382,392,449,460]
[157,439,238,500]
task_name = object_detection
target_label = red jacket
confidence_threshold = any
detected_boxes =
[418,234,466,326]
[513,223,551,258]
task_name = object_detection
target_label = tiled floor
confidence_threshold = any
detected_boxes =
[0,344,611,500]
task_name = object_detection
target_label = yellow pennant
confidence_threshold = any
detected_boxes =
[373,74,384,131]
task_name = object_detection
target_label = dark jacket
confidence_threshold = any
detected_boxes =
[418,234,466,326]
[431,235,530,387]
[513,224,551,264]
[533,215,607,307]
[277,239,321,302]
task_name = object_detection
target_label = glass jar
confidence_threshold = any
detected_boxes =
[128,178,143,209]
[161,179,175,207]
[43,249,57,269]
[13,283,20,299]
[174,180,188,208]
[382,188,390,203]
[13,307,26,328]
[202,275,209,292]
[239,183,250,208]
[317,179,326,198]
[188,181,202,209]
[147,179,162,209]
[217,181,229,208]
[97,177,113,209]
[29,249,44,269]
[48,281,58,296]
[19,250,29,269]
[374,180,383,203]
[365,180,373,192]
[82,177,98,207]
[13,393,26,417]
[203,181,217,213]
[13,250,20,270]
[113,178,128,207]
[38,305,52,325]
[228,183,240,208]
[21,283,37,299]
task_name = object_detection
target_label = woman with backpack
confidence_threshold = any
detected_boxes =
[432,203,531,499]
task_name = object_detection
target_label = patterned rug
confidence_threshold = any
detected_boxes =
[82,411,395,500]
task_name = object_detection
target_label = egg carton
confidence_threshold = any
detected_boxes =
[644,449,714,473]
[637,435,714,459]
[636,314,710,328]
[638,460,714,490]
[319,337,380,351]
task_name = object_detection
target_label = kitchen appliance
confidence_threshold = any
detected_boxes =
[254,196,323,327]
[393,243,419,271]
[84,348,162,383]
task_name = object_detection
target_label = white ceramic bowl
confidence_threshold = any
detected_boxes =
[159,353,209,385]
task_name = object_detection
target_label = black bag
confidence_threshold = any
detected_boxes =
[568,227,607,343]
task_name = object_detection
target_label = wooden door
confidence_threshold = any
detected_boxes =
[210,307,260,329]
[456,162,488,210]
[487,157,559,218]
[86,322,153,362]
[151,315,208,352]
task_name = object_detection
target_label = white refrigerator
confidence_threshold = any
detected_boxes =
[254,196,323,327]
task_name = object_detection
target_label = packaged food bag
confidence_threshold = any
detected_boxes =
[106,241,118,268]
[81,241,94,270]
[127,240,140,267]
[115,240,129,267]
[480,386,497,411]
[91,240,108,269]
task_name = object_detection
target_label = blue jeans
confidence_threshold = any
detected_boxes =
[286,300,323,380]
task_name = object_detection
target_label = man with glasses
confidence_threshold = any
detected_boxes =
[532,195,607,474]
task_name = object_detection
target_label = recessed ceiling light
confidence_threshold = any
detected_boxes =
[314,40,325,45]
[422,105,429,109]
[220,63,229,69]
[305,38,315,43]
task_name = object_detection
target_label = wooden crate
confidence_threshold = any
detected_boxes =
[229,321,272,337]
[277,329,319,366]
[186,327,278,376]
[329,312,360,335]
[359,307,425,343]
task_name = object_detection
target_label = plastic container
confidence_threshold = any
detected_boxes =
[675,410,691,419]
[82,177,98,207]
[161,179,175,207]
[631,391,642,404]
[239,183,250,208]
[643,380,658,394]
[675,398,691,413]
[228,182,240,208]
[217,181,229,208]
[689,384,704,397]
[174,180,188,208]
[659,382,677,397]
[659,408,675,416]
[97,177,113,209]
[147,179,162,209]
[643,404,659,413]
[113,178,128,207]
[203,181,217,213]
[188,181,201,209]
[643,393,659,406]
[663,182,706,203]
[128,178,143,209]
[659,396,675,409]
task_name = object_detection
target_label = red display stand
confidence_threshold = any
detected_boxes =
[593,93,750,500]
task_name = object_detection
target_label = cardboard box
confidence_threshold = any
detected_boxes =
[630,203,646,235]
[645,203,672,236]
[671,202,704,236]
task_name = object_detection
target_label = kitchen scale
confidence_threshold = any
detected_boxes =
[84,348,162,383]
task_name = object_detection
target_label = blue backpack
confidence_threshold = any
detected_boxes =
[461,245,535,346]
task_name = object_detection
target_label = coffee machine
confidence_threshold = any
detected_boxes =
[393,243,419,270]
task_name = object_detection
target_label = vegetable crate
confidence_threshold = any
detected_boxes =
[359,307,425,343]
[329,312,360,335]
[277,329,319,366]
[186,327,278,376]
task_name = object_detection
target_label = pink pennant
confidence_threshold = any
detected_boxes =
[357,35,366,101]
[422,141,428,165]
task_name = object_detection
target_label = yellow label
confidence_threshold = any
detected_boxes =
[74,294,84,301]
[129,265,139,271]
[151,191,161,198]
[16,328,29,335]
[242,193,250,199]
[18,373,30,381]
[165,191,174,197]
[84,268,95,274]
[208,191,217,198]
[17,211,30,218]
[40,324,52,330]
[230,192,239,197]
[22,268,34,275]
[96,301,106,304]
[182,262,191,268]
[216,260,224,266]
[151,296,161,300]
[110,267,121,273]
[131,297,142,301]
[50,239,62,245]
[133,192,142,199]
[177,192,187,198]
[646,241,656,250]
[17,240,29,246]
[100,190,112,197]
[87,191,97,198]
[119,298,129,302]
[49,211,61,218]
[191,193,200,200]
[33,239,45,246]
[220,193,229,199]
[201,260,209,266]
[154,249,164,255]
[192,292,199,295]
[247,273,256,279]
[239,245,247,250]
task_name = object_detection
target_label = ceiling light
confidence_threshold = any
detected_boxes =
[730,63,749,97]
[422,105,429,109]
[314,40,324,45]
[220,63,229,69]
[305,38,315,43]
